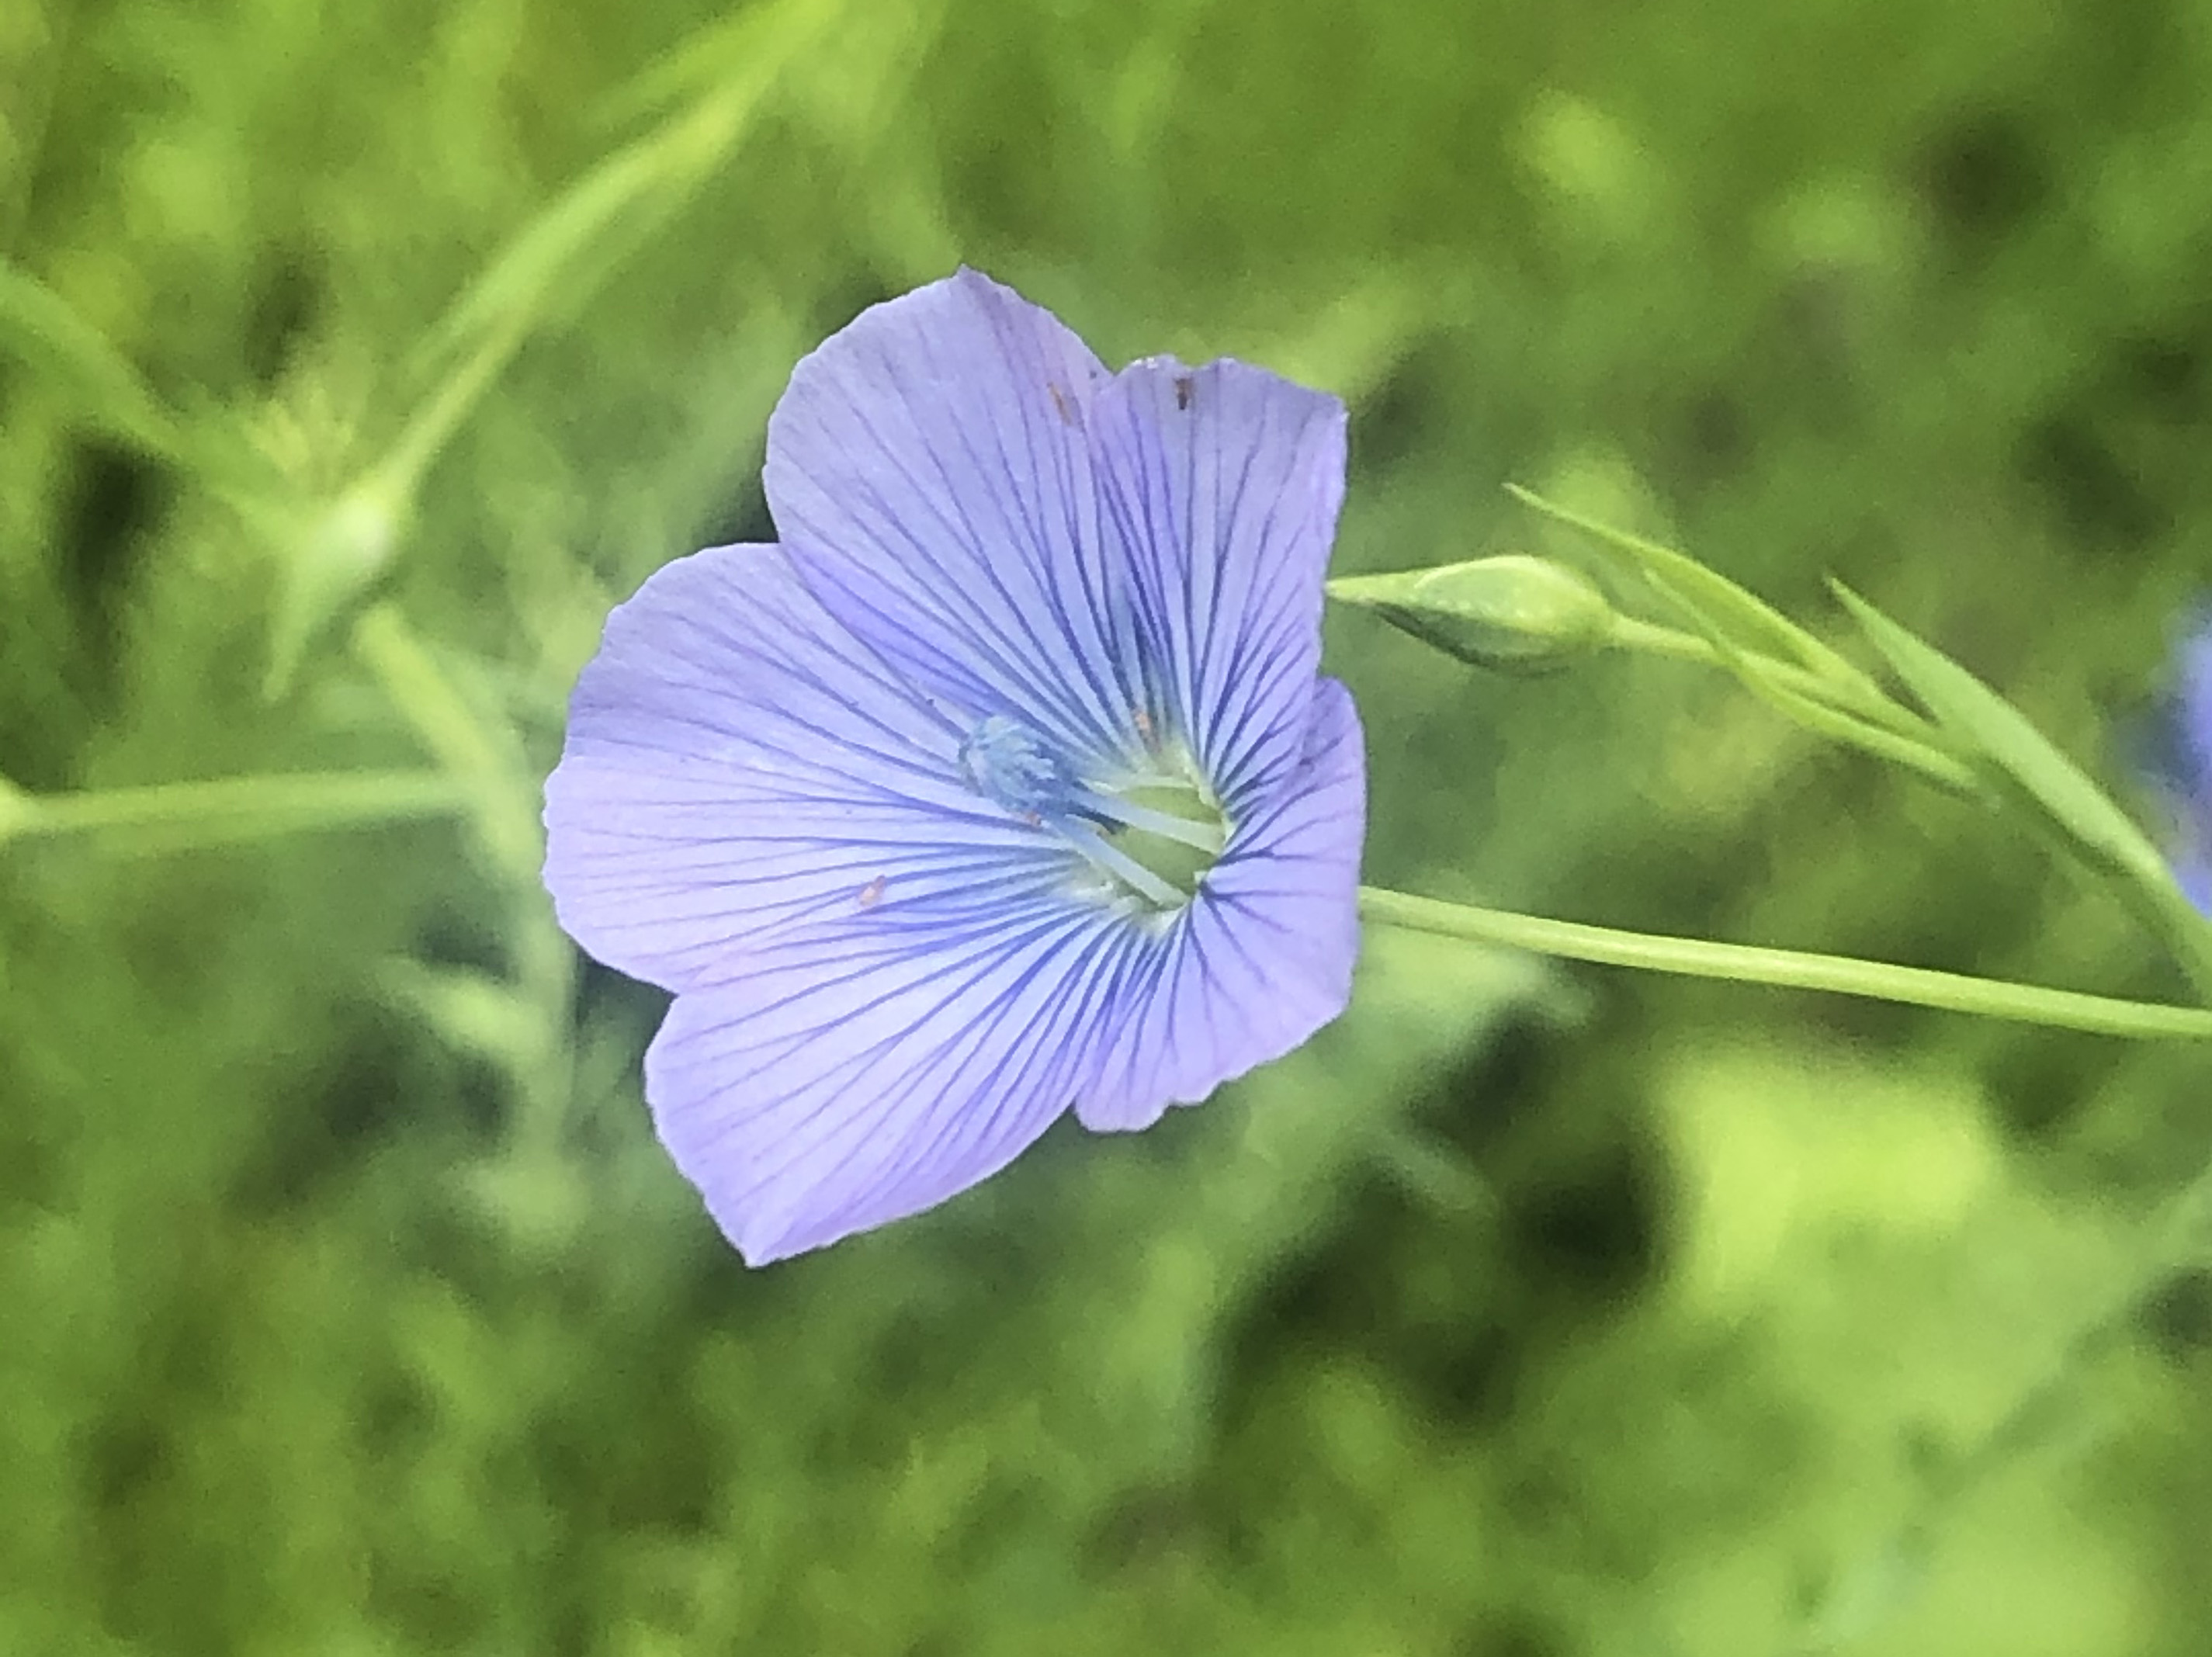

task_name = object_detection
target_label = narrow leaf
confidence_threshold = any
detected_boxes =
[1507,484,1896,722]
[1663,574,1981,796]
[418,0,834,373]
[1832,584,2173,884]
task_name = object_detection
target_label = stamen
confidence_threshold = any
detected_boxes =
[1057,820,1186,910]
[1077,789,1226,855]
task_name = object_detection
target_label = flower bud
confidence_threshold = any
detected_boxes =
[1327,554,1617,674]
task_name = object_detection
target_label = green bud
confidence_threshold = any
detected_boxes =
[1327,553,1618,674]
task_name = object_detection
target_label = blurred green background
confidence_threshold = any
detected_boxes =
[5,0,2212,1652]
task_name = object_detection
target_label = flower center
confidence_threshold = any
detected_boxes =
[1095,778,1227,900]
[957,715,1229,911]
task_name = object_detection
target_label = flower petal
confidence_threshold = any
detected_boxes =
[764,268,1141,766]
[1077,676,1366,1132]
[2182,622,2212,785]
[2179,855,2212,916]
[1088,355,1348,810]
[543,542,1069,994]
[647,888,1154,1263]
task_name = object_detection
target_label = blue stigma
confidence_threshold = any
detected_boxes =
[959,715,1079,816]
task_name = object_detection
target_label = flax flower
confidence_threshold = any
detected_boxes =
[543,270,1364,1262]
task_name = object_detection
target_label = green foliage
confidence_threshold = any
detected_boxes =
[1833,583,2212,995]
[4,0,2212,1654]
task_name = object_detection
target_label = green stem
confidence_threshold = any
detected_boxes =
[348,605,575,1162]
[0,771,467,846]
[1607,613,1860,712]
[1607,615,1983,795]
[352,604,544,884]
[375,309,535,506]
[1360,886,2212,1041]
[2131,876,2212,1009]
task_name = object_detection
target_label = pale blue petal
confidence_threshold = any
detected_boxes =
[543,542,1070,994]
[1088,356,1348,809]
[1077,678,1365,1132]
[763,269,1142,767]
[647,888,1148,1263]
[2169,620,2212,915]
[2179,855,2212,915]
[2182,621,2212,786]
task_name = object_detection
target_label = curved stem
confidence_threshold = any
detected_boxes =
[1360,886,2212,1041]
[1607,613,1836,697]
[352,605,545,883]
[1604,615,1982,797]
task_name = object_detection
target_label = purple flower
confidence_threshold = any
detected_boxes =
[542,269,1365,1264]
[2172,619,2212,912]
